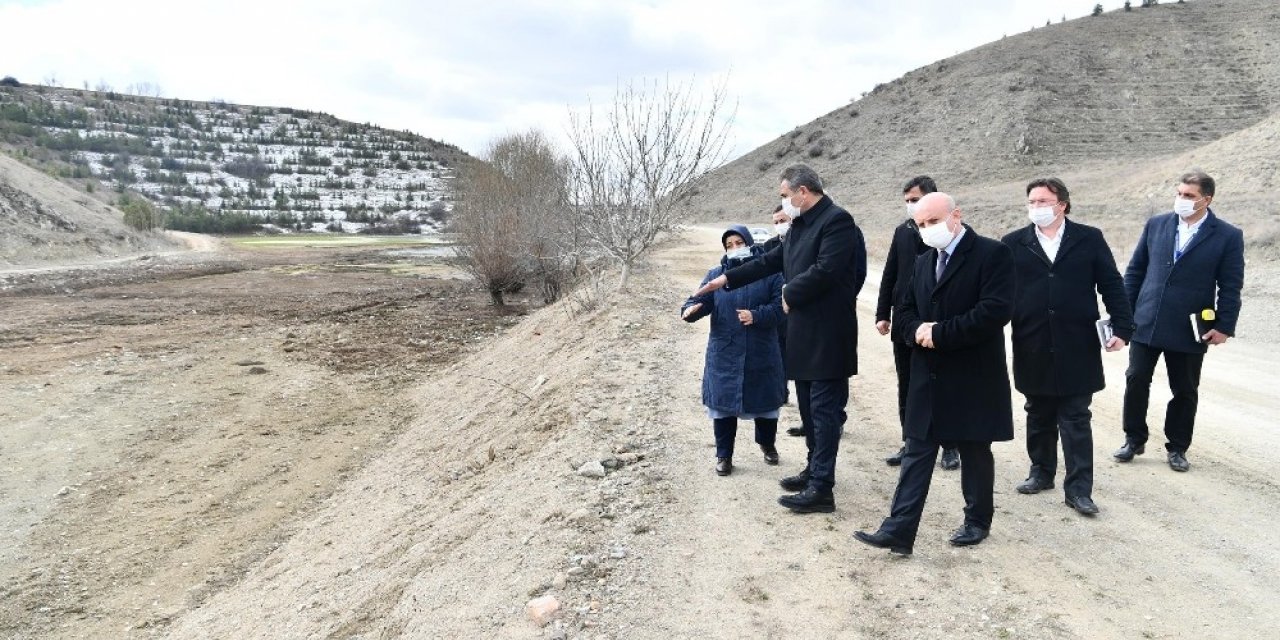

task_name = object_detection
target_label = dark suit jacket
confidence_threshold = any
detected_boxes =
[726,195,867,380]
[1002,220,1134,396]
[876,220,929,343]
[1124,210,1244,353]
[897,225,1014,442]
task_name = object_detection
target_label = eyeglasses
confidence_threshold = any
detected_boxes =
[1027,199,1059,207]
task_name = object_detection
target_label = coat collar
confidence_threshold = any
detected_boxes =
[1018,218,1081,267]
[1172,208,1219,262]
[794,195,834,225]
[934,223,976,290]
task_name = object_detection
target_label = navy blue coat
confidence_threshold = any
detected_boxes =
[1124,210,1244,353]
[682,249,786,416]
[897,226,1015,443]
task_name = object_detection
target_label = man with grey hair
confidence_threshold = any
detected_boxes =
[854,192,1014,555]
[694,164,867,513]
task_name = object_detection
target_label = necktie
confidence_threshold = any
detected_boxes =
[936,250,949,282]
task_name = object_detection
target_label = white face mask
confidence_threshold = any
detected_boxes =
[774,222,790,236]
[725,246,752,260]
[1173,197,1199,218]
[918,216,955,249]
[780,194,802,219]
[905,202,920,218]
[1027,205,1058,228]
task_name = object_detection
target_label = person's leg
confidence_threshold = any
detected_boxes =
[1058,393,1095,498]
[1023,394,1060,486]
[754,417,778,447]
[892,339,911,441]
[956,441,995,531]
[1122,341,1162,447]
[1163,350,1206,454]
[713,416,738,459]
[795,379,814,469]
[879,436,940,546]
[805,377,849,494]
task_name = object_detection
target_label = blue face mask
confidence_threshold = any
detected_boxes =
[725,246,751,260]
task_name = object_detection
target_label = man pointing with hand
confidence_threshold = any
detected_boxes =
[693,164,866,514]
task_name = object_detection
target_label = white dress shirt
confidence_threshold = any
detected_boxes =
[1035,220,1065,263]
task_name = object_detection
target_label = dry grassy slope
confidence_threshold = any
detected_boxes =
[0,151,177,266]
[688,0,1280,256]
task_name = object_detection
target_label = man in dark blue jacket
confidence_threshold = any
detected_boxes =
[1116,171,1245,472]
[694,164,867,514]
[875,176,960,471]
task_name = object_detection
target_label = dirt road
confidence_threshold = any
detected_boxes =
[2,228,1276,638]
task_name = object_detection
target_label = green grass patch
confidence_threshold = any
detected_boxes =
[228,235,447,249]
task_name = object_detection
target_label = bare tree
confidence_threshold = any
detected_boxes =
[452,130,572,306]
[567,77,733,288]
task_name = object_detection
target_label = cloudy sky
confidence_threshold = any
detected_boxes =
[2,0,1104,159]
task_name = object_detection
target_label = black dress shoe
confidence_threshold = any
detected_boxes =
[786,426,808,437]
[779,469,810,492]
[853,530,912,555]
[948,523,989,547]
[715,457,732,476]
[1016,476,1054,494]
[884,446,905,467]
[1167,450,1190,472]
[1113,441,1145,462]
[777,487,835,513]
[760,444,780,466]
[940,447,961,470]
[1065,494,1100,515]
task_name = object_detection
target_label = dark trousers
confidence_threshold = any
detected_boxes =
[795,378,848,493]
[892,338,911,439]
[879,437,994,545]
[1122,341,1205,453]
[1024,393,1094,497]
[713,417,778,459]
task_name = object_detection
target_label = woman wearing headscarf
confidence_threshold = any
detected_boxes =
[681,225,786,476]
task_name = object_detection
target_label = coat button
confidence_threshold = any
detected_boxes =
[1048,309,1055,315]
[930,374,937,380]
[1048,273,1055,278]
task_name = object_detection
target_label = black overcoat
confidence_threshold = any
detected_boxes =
[725,195,867,380]
[1001,219,1134,396]
[876,219,929,343]
[897,226,1015,442]
[1123,210,1245,354]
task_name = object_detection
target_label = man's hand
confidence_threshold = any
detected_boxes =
[1105,336,1127,352]
[736,309,754,326]
[681,303,702,320]
[915,322,936,349]
[875,320,890,336]
[1202,329,1230,345]
[693,274,728,297]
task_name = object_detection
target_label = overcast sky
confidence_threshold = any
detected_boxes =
[2,0,1105,160]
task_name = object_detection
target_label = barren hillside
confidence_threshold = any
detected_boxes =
[0,151,178,266]
[687,0,1280,251]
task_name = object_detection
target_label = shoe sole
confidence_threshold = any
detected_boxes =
[885,460,903,467]
[1114,446,1145,462]
[1016,484,1054,495]
[777,498,835,513]
[853,534,912,555]
[949,537,987,547]
[1065,500,1099,515]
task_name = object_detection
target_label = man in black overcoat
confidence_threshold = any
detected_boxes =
[1116,171,1245,472]
[875,176,960,470]
[1002,178,1134,515]
[694,164,867,513]
[854,192,1014,554]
